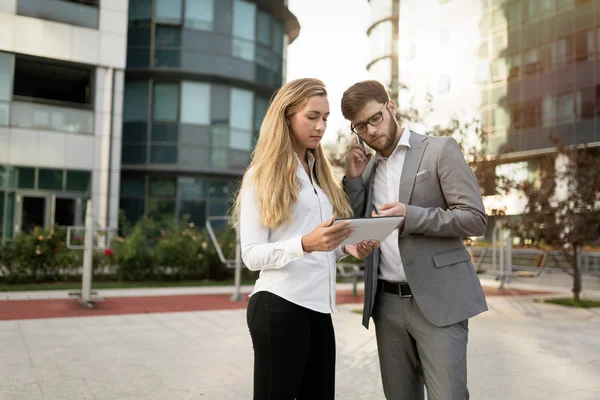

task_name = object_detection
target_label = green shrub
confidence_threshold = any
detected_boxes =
[0,214,245,284]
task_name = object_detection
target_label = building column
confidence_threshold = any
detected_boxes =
[93,66,113,230]
[109,69,124,231]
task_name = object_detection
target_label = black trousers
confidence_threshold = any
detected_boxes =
[247,291,336,400]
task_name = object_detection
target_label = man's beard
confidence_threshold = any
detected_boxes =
[371,110,398,153]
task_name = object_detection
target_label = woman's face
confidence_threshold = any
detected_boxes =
[288,95,330,154]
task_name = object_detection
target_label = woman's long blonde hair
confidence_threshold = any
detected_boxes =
[232,78,352,229]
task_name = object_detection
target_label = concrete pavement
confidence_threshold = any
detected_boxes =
[1,280,600,399]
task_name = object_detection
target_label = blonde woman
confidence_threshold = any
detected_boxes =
[234,78,377,399]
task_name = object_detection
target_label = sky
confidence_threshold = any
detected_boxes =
[286,0,372,143]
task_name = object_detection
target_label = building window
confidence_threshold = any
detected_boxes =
[523,48,539,75]
[178,177,206,225]
[542,96,556,127]
[124,81,149,122]
[151,123,178,143]
[38,169,64,191]
[119,176,146,225]
[552,38,567,65]
[507,2,522,26]
[540,0,555,15]
[120,176,146,198]
[232,0,256,61]
[229,88,253,151]
[575,30,590,62]
[507,54,521,79]
[66,170,90,193]
[491,58,507,81]
[150,179,176,197]
[493,108,508,128]
[581,87,594,119]
[184,0,214,31]
[11,56,94,134]
[13,58,92,106]
[180,82,210,125]
[211,85,230,125]
[230,88,253,131]
[272,19,284,55]
[153,83,179,122]
[254,96,269,132]
[154,27,181,67]
[0,52,13,126]
[512,101,540,129]
[150,145,178,164]
[211,124,229,149]
[557,92,579,123]
[257,10,272,46]
[129,0,152,22]
[492,7,505,30]
[156,0,182,25]
[211,148,228,168]
[155,26,181,47]
[527,0,538,21]
[17,168,35,189]
[557,0,575,10]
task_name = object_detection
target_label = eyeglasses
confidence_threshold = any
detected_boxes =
[350,103,387,136]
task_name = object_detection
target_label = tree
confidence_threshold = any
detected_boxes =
[505,136,600,301]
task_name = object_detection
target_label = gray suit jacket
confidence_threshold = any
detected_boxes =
[344,131,488,329]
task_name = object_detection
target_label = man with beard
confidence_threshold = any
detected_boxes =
[341,80,488,400]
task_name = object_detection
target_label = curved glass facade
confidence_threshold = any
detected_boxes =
[127,0,284,87]
[121,0,295,226]
[366,0,399,102]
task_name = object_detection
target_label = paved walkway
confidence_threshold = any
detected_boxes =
[0,280,599,399]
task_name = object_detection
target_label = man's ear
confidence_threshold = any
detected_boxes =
[388,100,397,115]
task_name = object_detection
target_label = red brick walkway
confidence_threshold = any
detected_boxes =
[0,287,551,321]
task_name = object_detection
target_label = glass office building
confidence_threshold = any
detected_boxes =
[367,0,600,216]
[120,0,299,226]
[0,0,127,243]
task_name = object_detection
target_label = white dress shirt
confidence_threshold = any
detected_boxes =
[240,152,344,314]
[373,128,411,282]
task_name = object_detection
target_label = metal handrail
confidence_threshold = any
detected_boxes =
[205,216,244,301]
[205,216,238,267]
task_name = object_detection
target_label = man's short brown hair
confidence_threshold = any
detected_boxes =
[341,80,390,121]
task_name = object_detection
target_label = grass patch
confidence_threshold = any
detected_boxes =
[543,298,600,308]
[351,308,363,315]
[0,279,256,292]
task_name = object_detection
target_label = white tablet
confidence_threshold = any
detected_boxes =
[332,216,404,245]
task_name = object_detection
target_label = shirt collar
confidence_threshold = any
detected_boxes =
[376,128,411,160]
[294,150,316,170]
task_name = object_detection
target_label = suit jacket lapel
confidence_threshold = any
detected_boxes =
[399,131,428,205]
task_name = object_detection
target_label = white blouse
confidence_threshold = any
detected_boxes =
[239,152,345,314]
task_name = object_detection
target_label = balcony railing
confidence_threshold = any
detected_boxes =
[11,101,94,134]
[17,0,99,29]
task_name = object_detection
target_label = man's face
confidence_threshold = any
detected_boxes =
[350,100,398,154]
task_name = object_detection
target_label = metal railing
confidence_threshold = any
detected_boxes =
[469,247,600,277]
[11,101,94,134]
[205,216,243,301]
[17,0,99,29]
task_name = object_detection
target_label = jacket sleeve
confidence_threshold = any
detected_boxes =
[343,175,366,218]
[401,137,487,238]
[239,180,305,271]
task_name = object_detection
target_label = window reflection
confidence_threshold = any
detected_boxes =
[181,82,210,125]
[153,84,179,122]
[184,0,214,31]
[156,0,182,25]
